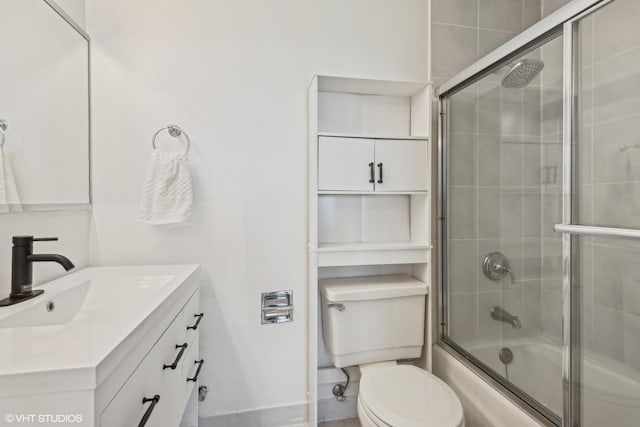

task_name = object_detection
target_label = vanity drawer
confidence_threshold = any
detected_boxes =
[100,311,186,427]
[183,289,202,343]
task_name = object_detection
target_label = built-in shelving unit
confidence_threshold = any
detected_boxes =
[308,75,432,425]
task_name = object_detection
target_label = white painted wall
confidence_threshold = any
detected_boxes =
[52,0,85,29]
[86,0,428,418]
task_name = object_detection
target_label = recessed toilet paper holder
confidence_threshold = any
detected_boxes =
[261,290,293,324]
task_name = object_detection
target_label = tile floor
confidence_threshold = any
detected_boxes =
[318,418,361,427]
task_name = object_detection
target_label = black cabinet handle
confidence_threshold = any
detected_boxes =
[138,395,160,427]
[187,359,205,382]
[187,313,204,331]
[368,162,375,183]
[163,343,188,370]
[377,163,383,184]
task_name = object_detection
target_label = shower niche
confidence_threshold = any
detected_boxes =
[308,75,432,424]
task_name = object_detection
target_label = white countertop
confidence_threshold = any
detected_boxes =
[0,264,200,397]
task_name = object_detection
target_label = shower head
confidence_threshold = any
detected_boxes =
[501,59,544,88]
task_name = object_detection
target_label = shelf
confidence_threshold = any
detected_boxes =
[317,76,429,96]
[318,132,428,141]
[316,242,431,267]
[318,242,431,251]
[318,190,428,195]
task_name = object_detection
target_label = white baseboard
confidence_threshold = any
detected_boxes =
[199,403,307,427]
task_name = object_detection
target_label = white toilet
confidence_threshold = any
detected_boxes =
[320,275,464,427]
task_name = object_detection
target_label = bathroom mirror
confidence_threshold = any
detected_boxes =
[0,0,90,210]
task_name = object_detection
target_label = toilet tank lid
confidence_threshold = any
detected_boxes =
[319,274,428,302]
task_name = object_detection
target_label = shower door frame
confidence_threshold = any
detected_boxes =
[437,1,618,426]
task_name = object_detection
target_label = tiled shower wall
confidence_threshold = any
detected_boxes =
[433,0,547,345]
[574,0,640,370]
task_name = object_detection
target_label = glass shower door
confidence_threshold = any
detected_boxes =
[564,0,640,424]
[442,30,565,424]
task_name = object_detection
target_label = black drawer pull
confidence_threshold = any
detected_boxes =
[369,162,375,183]
[163,343,188,370]
[377,163,383,184]
[138,395,160,427]
[187,313,204,330]
[187,359,205,382]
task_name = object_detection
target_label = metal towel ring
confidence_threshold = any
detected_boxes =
[0,119,8,148]
[152,125,190,154]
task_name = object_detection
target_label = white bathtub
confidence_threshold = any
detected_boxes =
[466,336,640,425]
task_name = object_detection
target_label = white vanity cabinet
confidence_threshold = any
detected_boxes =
[318,136,428,192]
[100,289,202,427]
[0,265,203,427]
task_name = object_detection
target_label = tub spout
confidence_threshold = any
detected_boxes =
[491,306,521,329]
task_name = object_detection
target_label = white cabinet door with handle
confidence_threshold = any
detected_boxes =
[374,139,428,192]
[318,136,375,191]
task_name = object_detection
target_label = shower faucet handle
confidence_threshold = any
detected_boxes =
[483,252,516,284]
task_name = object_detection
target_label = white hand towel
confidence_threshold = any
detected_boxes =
[138,150,193,225]
[0,147,22,213]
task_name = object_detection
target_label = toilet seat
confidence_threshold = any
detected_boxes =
[359,365,464,427]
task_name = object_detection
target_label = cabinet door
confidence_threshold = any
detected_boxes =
[374,139,428,191]
[318,136,374,191]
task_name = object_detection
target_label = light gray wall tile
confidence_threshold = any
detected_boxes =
[432,0,479,27]
[542,289,562,342]
[502,288,524,339]
[542,0,570,18]
[624,313,640,371]
[592,0,640,63]
[477,84,501,134]
[592,183,640,229]
[592,243,624,311]
[450,187,477,238]
[523,238,542,279]
[593,304,624,361]
[449,85,478,133]
[478,135,523,187]
[541,80,563,137]
[523,0,542,29]
[523,284,543,333]
[479,0,523,32]
[432,23,479,79]
[478,291,503,340]
[592,45,640,124]
[523,88,541,136]
[523,140,542,187]
[449,239,479,293]
[450,133,477,186]
[479,29,517,59]
[450,293,479,339]
[500,88,525,136]
[593,116,640,184]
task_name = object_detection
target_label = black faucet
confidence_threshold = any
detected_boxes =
[0,236,75,307]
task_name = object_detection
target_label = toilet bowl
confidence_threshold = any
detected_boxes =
[356,363,464,427]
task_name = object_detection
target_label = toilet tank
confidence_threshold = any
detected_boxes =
[319,274,428,368]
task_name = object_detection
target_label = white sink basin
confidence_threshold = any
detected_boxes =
[0,275,174,328]
[0,264,200,397]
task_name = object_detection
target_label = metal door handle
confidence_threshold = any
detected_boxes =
[187,313,204,330]
[138,395,160,427]
[377,163,383,183]
[163,343,188,370]
[187,359,205,382]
